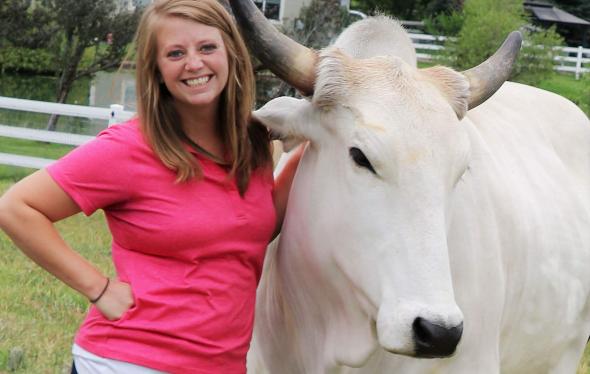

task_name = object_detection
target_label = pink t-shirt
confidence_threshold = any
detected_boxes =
[46,119,275,374]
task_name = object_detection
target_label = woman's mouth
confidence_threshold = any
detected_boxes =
[184,76,211,87]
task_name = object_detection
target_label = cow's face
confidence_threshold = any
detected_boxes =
[255,49,471,359]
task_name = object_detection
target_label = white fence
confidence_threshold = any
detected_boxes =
[0,97,134,169]
[409,33,590,79]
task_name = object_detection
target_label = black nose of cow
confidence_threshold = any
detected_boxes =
[412,317,463,358]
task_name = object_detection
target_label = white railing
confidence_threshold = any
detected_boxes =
[554,46,590,79]
[409,33,448,61]
[0,96,135,169]
[409,33,590,79]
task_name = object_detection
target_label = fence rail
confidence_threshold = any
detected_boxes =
[409,33,590,79]
[0,97,134,169]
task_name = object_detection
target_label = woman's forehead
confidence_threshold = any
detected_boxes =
[155,16,224,48]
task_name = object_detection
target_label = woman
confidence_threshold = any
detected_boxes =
[0,0,301,372]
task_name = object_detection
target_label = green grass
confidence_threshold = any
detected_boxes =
[0,176,114,373]
[581,344,590,374]
[537,73,586,100]
[0,137,74,160]
[536,73,590,115]
[0,137,74,183]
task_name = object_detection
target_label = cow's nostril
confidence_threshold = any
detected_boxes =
[412,317,463,358]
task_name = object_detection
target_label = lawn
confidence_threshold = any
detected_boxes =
[536,73,590,115]
[0,175,113,373]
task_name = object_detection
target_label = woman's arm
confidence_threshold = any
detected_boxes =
[0,170,133,319]
[271,142,306,239]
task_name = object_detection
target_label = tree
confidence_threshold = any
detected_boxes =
[0,0,141,130]
[44,0,141,130]
[0,0,56,49]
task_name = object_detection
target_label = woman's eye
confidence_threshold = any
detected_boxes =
[200,44,218,53]
[167,50,184,58]
[349,147,376,174]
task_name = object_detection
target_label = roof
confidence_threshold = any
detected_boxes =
[524,2,590,26]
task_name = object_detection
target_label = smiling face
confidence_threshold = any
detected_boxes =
[156,16,229,112]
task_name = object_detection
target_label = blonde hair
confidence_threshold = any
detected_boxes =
[135,0,271,195]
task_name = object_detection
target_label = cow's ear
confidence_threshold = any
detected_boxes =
[253,96,320,144]
[420,66,469,120]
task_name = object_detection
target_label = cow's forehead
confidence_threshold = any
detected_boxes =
[314,48,417,109]
[313,48,461,138]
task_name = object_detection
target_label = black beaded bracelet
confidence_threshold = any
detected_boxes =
[90,277,110,304]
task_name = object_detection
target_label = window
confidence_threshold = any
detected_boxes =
[253,0,281,21]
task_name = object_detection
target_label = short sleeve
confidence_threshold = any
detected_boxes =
[46,122,137,216]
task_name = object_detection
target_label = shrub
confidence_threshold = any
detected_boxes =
[435,0,565,86]
[0,46,57,75]
[514,26,564,85]
[423,10,465,37]
[439,0,524,70]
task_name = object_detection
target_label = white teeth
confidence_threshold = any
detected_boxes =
[185,76,210,87]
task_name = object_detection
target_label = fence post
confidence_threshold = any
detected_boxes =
[575,46,583,80]
[109,104,125,126]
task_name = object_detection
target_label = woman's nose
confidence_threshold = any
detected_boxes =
[185,54,204,71]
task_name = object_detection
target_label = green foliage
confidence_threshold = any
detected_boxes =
[437,0,567,86]
[0,46,56,75]
[513,26,565,85]
[0,0,57,49]
[352,0,459,20]
[439,0,524,70]
[0,0,141,112]
[423,10,465,36]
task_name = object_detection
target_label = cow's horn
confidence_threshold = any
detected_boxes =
[228,0,317,96]
[462,31,522,110]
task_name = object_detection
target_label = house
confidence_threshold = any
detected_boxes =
[524,1,590,47]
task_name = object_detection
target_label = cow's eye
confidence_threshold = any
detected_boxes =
[349,147,376,174]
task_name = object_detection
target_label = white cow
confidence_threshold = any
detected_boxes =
[229,2,590,373]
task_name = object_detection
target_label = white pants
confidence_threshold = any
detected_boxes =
[72,344,168,374]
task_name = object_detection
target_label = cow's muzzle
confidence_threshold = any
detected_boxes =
[412,317,463,358]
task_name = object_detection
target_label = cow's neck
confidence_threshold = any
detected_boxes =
[256,238,377,372]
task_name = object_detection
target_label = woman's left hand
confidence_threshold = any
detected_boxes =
[94,279,135,321]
